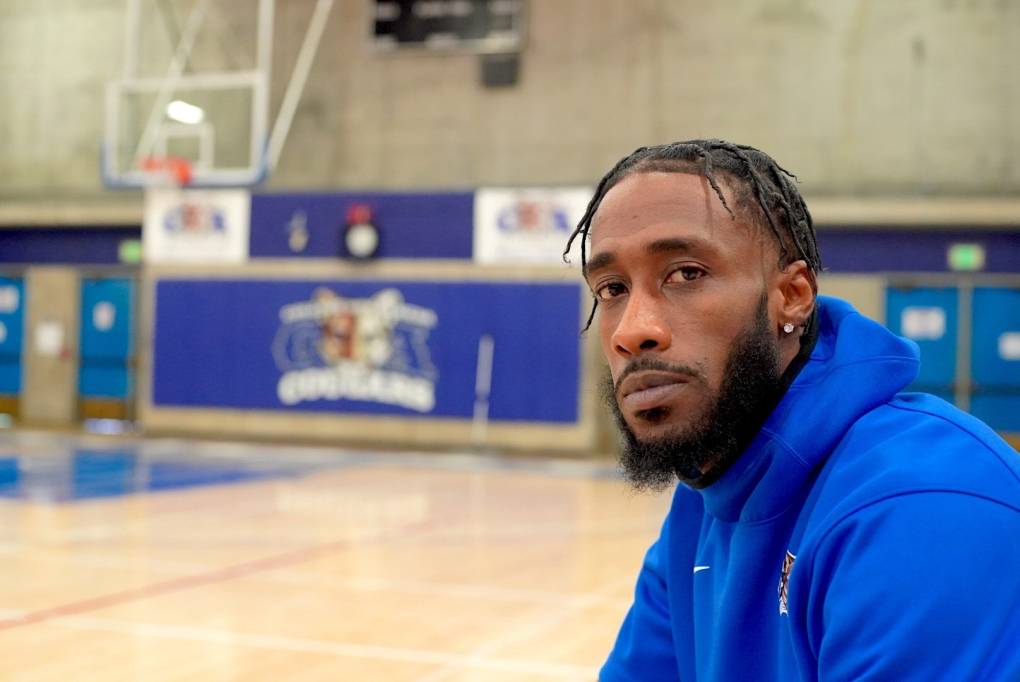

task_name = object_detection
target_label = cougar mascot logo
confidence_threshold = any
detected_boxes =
[273,288,438,412]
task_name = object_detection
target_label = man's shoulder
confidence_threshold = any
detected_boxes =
[802,392,1020,536]
[847,392,1018,490]
[782,394,1020,682]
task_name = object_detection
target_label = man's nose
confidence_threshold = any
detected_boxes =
[610,291,671,357]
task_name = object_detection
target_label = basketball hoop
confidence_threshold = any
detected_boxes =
[140,155,194,187]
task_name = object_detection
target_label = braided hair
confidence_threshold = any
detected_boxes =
[564,139,822,330]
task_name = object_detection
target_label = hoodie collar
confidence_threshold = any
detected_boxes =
[697,296,921,523]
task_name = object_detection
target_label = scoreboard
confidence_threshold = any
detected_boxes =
[373,0,524,52]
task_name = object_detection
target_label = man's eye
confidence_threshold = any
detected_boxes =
[668,266,706,282]
[595,282,627,301]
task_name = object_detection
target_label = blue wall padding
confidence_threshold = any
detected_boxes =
[818,229,1020,273]
[0,227,139,264]
[152,278,583,423]
[249,192,475,260]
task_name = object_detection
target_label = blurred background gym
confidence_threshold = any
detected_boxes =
[1,1,1018,679]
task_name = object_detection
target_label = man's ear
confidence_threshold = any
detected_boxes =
[774,260,816,328]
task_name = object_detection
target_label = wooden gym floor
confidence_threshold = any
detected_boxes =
[0,430,669,681]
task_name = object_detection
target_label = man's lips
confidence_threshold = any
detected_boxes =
[618,371,691,412]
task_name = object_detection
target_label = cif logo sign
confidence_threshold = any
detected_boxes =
[163,202,227,234]
[272,288,438,412]
[496,198,571,234]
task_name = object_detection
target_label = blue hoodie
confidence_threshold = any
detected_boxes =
[601,296,1020,681]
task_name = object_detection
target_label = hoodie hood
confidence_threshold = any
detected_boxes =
[699,296,921,523]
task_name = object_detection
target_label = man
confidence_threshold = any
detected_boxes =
[565,140,1020,681]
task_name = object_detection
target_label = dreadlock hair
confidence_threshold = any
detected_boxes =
[564,139,822,331]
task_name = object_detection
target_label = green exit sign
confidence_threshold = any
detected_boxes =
[118,239,142,264]
[947,243,985,272]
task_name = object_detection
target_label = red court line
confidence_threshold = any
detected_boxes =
[0,534,369,631]
[2,480,447,632]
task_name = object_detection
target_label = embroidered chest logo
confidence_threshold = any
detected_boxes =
[778,550,797,616]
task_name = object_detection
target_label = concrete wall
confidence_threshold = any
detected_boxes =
[2,0,1019,221]
[818,273,885,322]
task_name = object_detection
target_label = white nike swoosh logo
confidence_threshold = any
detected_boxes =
[693,565,711,574]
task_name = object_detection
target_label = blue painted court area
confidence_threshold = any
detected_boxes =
[0,435,333,503]
[0,450,293,502]
[0,431,621,503]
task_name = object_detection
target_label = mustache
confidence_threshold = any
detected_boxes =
[612,357,706,396]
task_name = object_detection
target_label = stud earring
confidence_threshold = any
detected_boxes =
[783,322,795,334]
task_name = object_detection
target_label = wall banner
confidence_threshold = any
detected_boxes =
[143,189,251,264]
[152,279,583,423]
[473,187,592,265]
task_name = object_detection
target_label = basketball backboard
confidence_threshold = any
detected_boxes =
[103,0,334,189]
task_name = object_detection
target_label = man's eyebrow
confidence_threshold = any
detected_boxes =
[584,251,615,279]
[646,238,700,255]
[584,238,711,278]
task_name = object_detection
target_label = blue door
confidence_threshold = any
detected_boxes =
[0,277,25,415]
[970,287,1020,433]
[885,287,958,405]
[79,278,135,418]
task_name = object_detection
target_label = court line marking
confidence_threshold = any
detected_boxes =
[50,516,658,548]
[0,532,374,632]
[1,507,655,628]
[27,613,597,680]
[0,516,644,634]
[17,549,626,607]
[412,576,635,682]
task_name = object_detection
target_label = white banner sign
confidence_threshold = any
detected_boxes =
[143,188,251,264]
[473,187,592,265]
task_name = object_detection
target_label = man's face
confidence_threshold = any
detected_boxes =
[584,171,787,485]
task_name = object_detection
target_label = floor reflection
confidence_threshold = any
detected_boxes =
[0,446,309,502]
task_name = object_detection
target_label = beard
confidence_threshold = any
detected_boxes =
[601,295,784,492]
